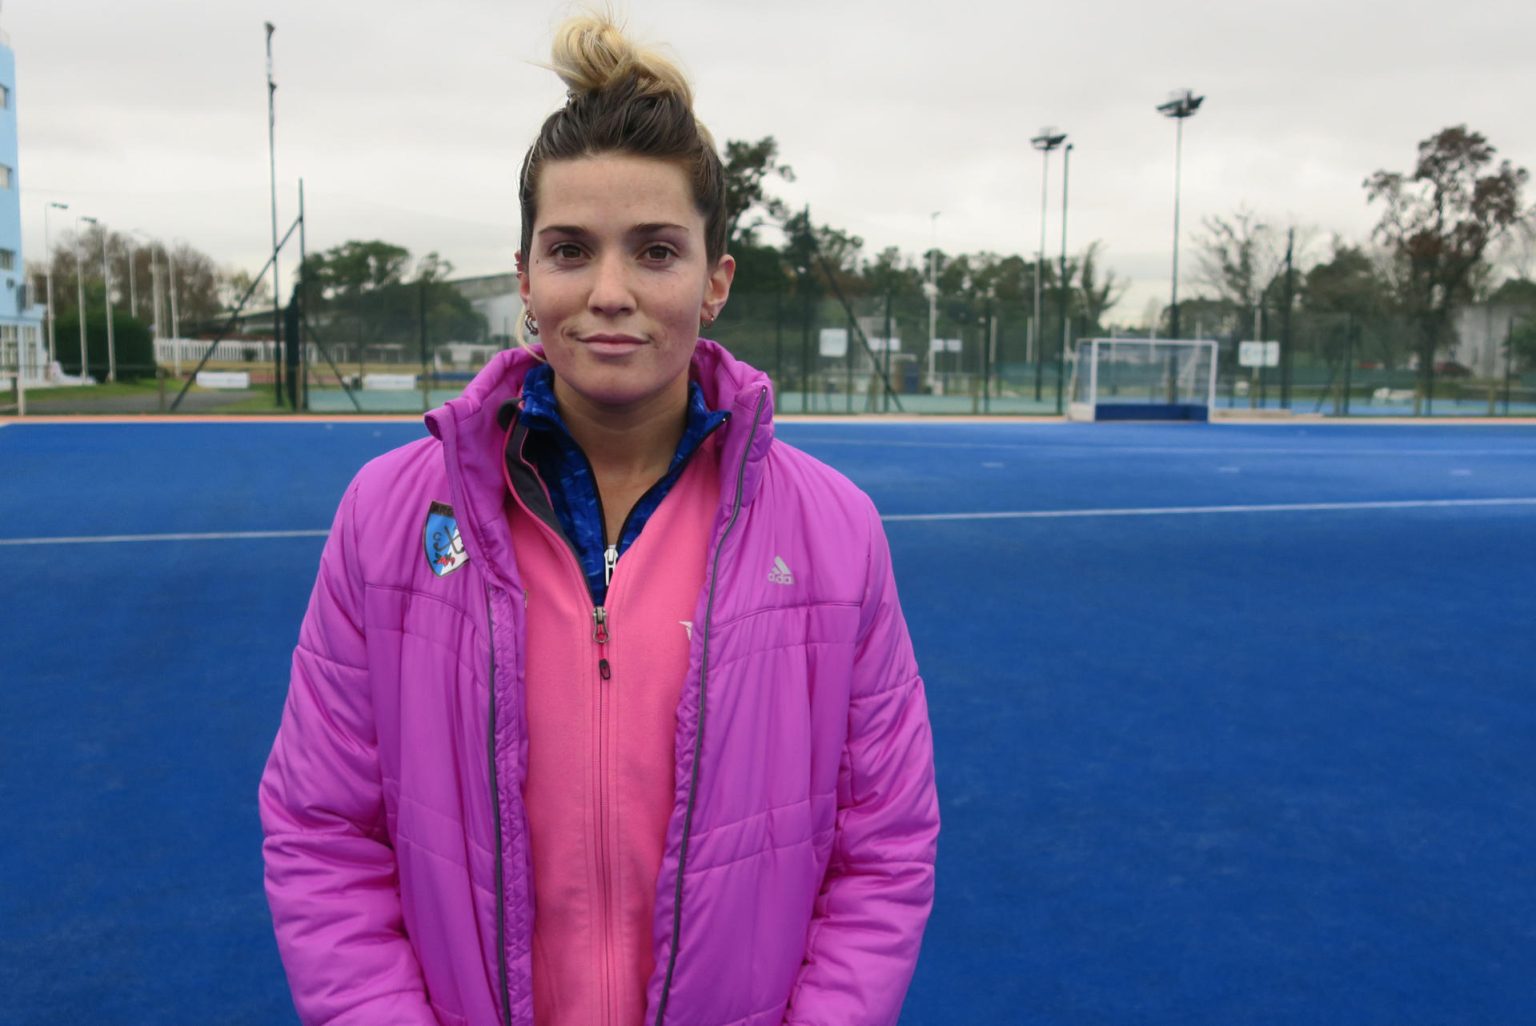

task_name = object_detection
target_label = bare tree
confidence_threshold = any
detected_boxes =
[46,228,227,331]
[1193,208,1285,310]
[1077,242,1127,333]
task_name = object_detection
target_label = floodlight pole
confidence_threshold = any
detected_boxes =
[96,224,117,382]
[266,21,283,406]
[1031,128,1067,402]
[77,215,96,381]
[1057,142,1073,415]
[1157,90,1203,341]
[125,236,137,318]
[43,201,67,376]
[166,244,181,341]
[926,211,939,393]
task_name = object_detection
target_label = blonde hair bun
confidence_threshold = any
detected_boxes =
[550,14,693,108]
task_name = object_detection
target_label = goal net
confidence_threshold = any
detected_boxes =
[1068,338,1218,421]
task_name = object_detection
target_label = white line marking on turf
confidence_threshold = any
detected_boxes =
[0,529,329,546]
[880,497,1536,522]
[7,497,1536,545]
[784,437,1536,456]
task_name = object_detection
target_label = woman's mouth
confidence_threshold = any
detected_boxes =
[580,333,647,356]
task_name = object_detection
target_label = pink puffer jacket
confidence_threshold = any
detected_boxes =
[259,341,939,1026]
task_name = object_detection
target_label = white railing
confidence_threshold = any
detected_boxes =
[155,338,279,365]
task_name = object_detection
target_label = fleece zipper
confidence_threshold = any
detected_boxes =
[653,386,769,1026]
[508,449,625,1025]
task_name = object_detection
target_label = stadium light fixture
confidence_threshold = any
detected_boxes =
[1157,89,1203,340]
[1030,127,1067,401]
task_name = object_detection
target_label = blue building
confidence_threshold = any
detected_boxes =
[0,26,45,386]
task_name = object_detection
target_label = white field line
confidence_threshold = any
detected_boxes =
[881,497,1536,522]
[783,437,1536,456]
[0,529,330,546]
[5,497,1535,546]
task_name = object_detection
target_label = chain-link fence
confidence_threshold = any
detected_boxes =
[8,292,1533,417]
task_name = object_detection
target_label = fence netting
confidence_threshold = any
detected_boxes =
[7,293,1534,417]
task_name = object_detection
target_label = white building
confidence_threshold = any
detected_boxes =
[0,25,46,388]
[450,272,522,346]
[1449,302,1533,378]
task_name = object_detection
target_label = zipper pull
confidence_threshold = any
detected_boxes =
[592,606,609,645]
[603,544,618,587]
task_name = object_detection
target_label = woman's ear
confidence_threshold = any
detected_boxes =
[704,253,736,322]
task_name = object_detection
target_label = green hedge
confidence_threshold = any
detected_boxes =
[52,311,155,381]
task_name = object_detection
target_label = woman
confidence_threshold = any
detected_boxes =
[260,14,938,1026]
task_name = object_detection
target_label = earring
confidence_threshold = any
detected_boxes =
[524,310,539,337]
[701,309,716,328]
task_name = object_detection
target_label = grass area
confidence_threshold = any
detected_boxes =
[14,379,167,401]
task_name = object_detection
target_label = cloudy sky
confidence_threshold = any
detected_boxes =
[9,0,1535,322]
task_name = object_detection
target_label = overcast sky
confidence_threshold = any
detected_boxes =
[9,0,1535,323]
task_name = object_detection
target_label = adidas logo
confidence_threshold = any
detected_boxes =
[767,556,795,586]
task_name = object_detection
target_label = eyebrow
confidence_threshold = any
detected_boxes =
[632,222,690,235]
[537,222,691,237]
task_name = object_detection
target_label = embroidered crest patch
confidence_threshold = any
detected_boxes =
[423,501,468,577]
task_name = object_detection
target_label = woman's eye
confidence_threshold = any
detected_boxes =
[551,243,583,260]
[643,244,676,262]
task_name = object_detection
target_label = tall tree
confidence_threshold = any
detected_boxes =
[45,227,226,331]
[1486,277,1536,308]
[300,240,485,346]
[862,246,924,298]
[1302,240,1389,318]
[1077,242,1127,335]
[780,209,862,297]
[1365,125,1529,393]
[722,137,795,249]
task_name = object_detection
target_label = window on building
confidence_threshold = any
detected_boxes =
[0,165,10,189]
[0,249,12,270]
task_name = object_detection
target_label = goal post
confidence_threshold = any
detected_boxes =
[1067,338,1219,421]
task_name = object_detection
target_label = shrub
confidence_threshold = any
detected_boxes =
[52,311,156,381]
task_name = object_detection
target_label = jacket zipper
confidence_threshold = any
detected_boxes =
[653,386,768,1026]
[486,586,513,1026]
[509,455,624,1025]
[593,602,616,1026]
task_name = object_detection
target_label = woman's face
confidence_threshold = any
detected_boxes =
[519,154,734,416]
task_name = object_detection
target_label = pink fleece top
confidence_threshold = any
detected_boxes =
[509,436,721,1026]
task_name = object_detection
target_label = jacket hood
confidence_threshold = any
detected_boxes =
[422,340,776,588]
